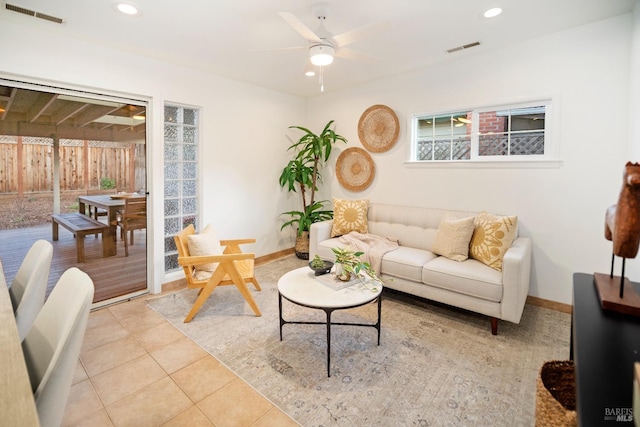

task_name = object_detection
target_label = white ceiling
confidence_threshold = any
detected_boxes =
[1,0,635,98]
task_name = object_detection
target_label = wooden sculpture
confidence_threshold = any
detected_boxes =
[602,162,640,302]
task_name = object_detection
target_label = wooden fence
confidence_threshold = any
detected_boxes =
[0,136,146,195]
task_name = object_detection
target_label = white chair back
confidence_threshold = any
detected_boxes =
[22,267,94,427]
[10,240,53,341]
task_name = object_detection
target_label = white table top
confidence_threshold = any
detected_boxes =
[278,267,382,309]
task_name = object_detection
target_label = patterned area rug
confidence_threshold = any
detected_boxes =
[147,256,570,426]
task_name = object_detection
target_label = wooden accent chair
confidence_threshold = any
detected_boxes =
[174,224,261,323]
[113,196,147,256]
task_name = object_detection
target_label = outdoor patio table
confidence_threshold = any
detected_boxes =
[77,195,127,257]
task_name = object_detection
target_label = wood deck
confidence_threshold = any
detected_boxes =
[0,223,147,304]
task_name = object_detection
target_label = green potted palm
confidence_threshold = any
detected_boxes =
[279,120,347,259]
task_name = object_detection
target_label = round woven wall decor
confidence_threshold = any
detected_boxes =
[336,147,375,192]
[358,104,399,153]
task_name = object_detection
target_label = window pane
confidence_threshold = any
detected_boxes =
[164,124,178,142]
[417,138,433,161]
[183,144,197,161]
[434,140,451,160]
[511,133,544,155]
[164,106,178,123]
[510,106,545,131]
[479,133,508,156]
[452,136,471,160]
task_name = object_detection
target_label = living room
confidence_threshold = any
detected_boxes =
[1,0,640,425]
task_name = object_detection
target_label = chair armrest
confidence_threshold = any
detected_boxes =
[310,220,333,260]
[500,236,532,324]
[220,238,256,246]
[178,252,254,267]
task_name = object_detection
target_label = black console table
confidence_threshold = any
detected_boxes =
[573,273,640,425]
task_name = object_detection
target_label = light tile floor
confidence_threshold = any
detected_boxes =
[62,294,300,427]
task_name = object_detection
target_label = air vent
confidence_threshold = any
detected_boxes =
[5,3,64,24]
[446,41,480,54]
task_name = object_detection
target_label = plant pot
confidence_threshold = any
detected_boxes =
[334,263,351,281]
[295,231,310,260]
[309,260,334,276]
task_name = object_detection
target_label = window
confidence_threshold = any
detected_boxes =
[163,105,199,272]
[412,100,551,162]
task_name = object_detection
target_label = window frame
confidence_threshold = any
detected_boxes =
[408,98,559,167]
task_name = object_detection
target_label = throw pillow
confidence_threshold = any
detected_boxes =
[187,224,222,272]
[331,198,369,237]
[431,215,476,262]
[469,212,518,271]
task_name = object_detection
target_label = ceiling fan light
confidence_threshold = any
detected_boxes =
[310,44,335,66]
[304,61,316,77]
[483,7,502,18]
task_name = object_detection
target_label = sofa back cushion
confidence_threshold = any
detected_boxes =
[367,203,480,252]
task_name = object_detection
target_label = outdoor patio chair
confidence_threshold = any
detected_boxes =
[174,224,261,322]
[113,196,146,256]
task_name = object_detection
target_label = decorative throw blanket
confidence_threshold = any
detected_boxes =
[337,231,399,276]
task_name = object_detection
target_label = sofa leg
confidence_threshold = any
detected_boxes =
[490,317,498,335]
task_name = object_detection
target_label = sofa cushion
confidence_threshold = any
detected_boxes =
[331,198,369,237]
[431,215,476,262]
[186,224,221,273]
[422,256,503,302]
[380,246,437,282]
[469,212,518,272]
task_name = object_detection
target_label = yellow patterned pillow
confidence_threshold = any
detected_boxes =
[469,212,518,271]
[431,215,476,262]
[331,198,369,237]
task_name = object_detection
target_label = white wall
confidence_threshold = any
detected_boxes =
[307,14,635,304]
[631,0,640,160]
[0,20,306,293]
[1,13,636,304]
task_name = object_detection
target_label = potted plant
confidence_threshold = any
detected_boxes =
[309,254,334,276]
[279,120,347,259]
[331,247,383,289]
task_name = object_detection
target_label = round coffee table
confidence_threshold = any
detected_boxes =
[277,266,382,377]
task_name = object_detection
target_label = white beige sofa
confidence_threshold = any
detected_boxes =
[310,203,532,335]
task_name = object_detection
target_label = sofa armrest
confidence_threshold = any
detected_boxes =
[310,220,333,260]
[500,236,532,324]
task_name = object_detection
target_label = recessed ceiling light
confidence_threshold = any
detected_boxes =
[483,7,502,18]
[115,2,141,16]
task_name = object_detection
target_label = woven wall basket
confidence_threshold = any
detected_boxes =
[535,360,577,427]
[335,147,375,192]
[357,104,400,153]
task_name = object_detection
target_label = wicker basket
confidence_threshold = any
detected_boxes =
[294,231,309,260]
[535,360,577,427]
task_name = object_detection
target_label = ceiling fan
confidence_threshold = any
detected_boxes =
[266,2,392,90]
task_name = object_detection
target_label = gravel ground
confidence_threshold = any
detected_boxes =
[0,194,80,229]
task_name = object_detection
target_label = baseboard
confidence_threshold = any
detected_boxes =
[526,295,572,314]
[161,247,296,292]
[255,248,295,266]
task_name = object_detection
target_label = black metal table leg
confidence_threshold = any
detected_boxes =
[278,292,283,341]
[325,308,333,377]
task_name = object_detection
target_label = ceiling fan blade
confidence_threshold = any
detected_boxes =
[278,12,323,43]
[249,46,307,53]
[335,47,381,62]
[331,20,393,48]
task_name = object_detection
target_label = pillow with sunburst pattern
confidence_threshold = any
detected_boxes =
[469,212,518,271]
[330,198,369,237]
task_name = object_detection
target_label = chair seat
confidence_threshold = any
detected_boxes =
[193,259,254,282]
